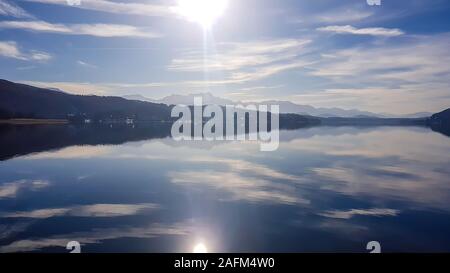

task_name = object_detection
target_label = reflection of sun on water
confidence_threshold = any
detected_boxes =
[173,0,229,29]
[193,243,208,253]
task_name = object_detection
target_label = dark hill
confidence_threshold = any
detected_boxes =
[429,108,450,137]
[0,79,172,121]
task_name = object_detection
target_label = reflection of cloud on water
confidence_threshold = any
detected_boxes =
[0,221,194,253]
[169,157,309,205]
[318,208,400,219]
[0,222,31,240]
[0,203,159,219]
[287,127,450,163]
[23,146,113,160]
[311,161,450,211]
[274,127,450,211]
[189,157,300,181]
[170,171,308,205]
[0,180,49,199]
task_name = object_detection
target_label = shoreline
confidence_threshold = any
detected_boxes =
[0,119,69,125]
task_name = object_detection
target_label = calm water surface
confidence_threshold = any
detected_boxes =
[1,125,450,252]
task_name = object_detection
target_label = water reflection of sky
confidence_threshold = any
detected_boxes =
[1,126,450,252]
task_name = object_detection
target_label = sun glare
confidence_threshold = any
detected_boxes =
[174,0,229,29]
[193,243,208,253]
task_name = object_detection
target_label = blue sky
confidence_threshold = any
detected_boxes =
[0,0,450,114]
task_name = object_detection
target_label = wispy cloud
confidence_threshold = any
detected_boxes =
[0,0,34,18]
[296,33,450,113]
[170,39,310,72]
[23,0,173,17]
[18,80,177,96]
[314,9,373,24]
[170,39,312,84]
[16,65,36,70]
[290,4,374,25]
[0,20,160,38]
[312,34,449,81]
[0,41,26,60]
[238,85,285,92]
[77,60,97,69]
[19,81,113,95]
[29,50,52,61]
[0,43,53,62]
[317,25,404,37]
[0,41,50,62]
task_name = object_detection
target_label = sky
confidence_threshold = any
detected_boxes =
[0,0,450,114]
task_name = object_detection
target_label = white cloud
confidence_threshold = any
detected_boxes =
[311,34,450,81]
[0,41,52,62]
[169,39,312,84]
[18,80,179,96]
[292,85,450,114]
[0,41,26,60]
[19,81,113,95]
[299,33,450,113]
[238,85,284,92]
[290,5,374,25]
[315,9,373,23]
[23,0,173,17]
[170,39,310,72]
[317,25,404,37]
[0,20,160,38]
[30,51,52,61]
[77,60,97,69]
[319,208,400,219]
[0,0,33,18]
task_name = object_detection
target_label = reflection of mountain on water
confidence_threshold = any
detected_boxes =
[429,108,450,137]
[431,124,450,137]
[0,123,172,161]
[2,119,449,162]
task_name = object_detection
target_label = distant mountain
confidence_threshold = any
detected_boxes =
[122,94,153,102]
[0,79,172,121]
[127,93,235,106]
[254,100,382,118]
[380,111,434,119]
[126,92,429,118]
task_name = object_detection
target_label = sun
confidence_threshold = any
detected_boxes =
[173,0,229,29]
[193,243,208,253]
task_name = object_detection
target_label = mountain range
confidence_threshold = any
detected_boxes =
[0,79,320,129]
[2,79,448,133]
[123,93,432,118]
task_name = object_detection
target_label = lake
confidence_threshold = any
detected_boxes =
[1,124,450,253]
